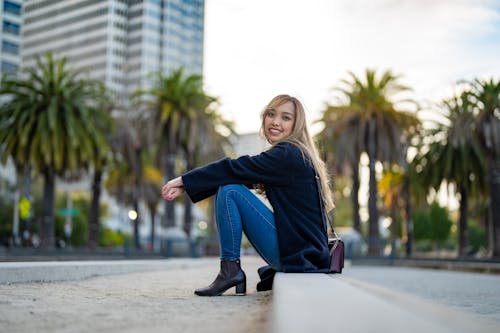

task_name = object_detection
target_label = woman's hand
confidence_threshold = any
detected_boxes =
[161,176,185,201]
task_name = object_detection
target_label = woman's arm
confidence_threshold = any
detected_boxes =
[161,142,300,203]
[182,142,297,203]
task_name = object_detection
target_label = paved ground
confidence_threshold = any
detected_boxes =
[343,265,500,323]
[0,256,271,333]
[2,257,499,333]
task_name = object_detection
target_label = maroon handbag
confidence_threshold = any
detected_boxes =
[328,235,345,273]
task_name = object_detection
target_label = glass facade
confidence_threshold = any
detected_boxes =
[3,20,20,35]
[2,40,19,54]
[3,0,21,15]
[0,0,23,77]
[22,0,205,105]
[1,60,17,74]
[162,0,204,75]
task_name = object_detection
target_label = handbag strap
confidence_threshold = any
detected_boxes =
[314,173,339,239]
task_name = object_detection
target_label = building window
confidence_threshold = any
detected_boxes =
[1,61,18,74]
[3,20,20,35]
[2,40,19,55]
[145,8,161,20]
[3,1,22,16]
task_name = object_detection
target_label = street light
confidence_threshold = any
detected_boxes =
[128,210,138,221]
[198,221,208,230]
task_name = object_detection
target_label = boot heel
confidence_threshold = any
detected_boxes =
[194,260,246,296]
[235,281,246,295]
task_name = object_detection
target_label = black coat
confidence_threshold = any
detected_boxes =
[182,141,330,272]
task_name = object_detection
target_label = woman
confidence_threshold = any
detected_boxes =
[161,94,334,296]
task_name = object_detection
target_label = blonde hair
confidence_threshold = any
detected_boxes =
[260,94,335,212]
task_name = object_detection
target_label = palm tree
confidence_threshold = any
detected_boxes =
[401,150,424,256]
[322,69,419,255]
[466,78,500,257]
[412,92,486,256]
[0,52,111,248]
[180,105,235,237]
[88,98,114,249]
[133,68,216,230]
[141,163,163,251]
[106,154,160,253]
[106,118,143,249]
[318,108,363,233]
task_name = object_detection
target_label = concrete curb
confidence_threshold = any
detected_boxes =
[392,259,500,274]
[352,258,500,274]
[269,273,500,333]
[0,258,215,284]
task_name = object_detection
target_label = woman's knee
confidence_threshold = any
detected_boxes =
[217,184,245,198]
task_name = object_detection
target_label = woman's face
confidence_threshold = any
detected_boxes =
[264,101,296,143]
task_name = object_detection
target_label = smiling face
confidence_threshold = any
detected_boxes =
[263,101,296,144]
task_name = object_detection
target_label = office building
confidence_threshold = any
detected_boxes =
[22,0,204,104]
[0,0,23,79]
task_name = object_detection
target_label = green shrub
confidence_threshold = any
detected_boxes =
[414,239,433,252]
[70,214,88,247]
[428,202,452,244]
[99,227,126,247]
[54,215,66,241]
[468,219,486,252]
[412,202,452,247]
[55,192,109,247]
[0,201,13,244]
[413,211,431,240]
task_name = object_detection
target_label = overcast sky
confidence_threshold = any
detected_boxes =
[203,0,500,134]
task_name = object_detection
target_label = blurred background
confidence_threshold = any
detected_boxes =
[0,0,499,261]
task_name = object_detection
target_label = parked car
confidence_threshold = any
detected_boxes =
[336,227,368,259]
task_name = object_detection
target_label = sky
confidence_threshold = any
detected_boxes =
[203,0,500,134]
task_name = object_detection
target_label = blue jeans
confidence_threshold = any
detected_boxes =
[214,184,281,270]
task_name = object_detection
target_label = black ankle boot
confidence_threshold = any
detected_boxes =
[256,265,276,292]
[194,260,246,296]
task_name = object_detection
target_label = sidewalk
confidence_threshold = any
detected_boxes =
[1,257,499,333]
[0,256,271,333]
[352,257,500,274]
[0,258,214,284]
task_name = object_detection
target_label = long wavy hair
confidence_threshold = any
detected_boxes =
[260,94,334,212]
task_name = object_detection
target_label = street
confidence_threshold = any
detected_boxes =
[343,265,500,323]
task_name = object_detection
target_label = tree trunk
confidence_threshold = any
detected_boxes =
[88,169,102,248]
[351,160,361,233]
[41,168,56,248]
[490,159,500,257]
[159,146,176,254]
[23,164,32,247]
[184,197,193,237]
[367,117,380,255]
[390,207,398,258]
[14,164,32,246]
[183,156,195,237]
[133,147,143,250]
[13,187,20,246]
[486,208,493,257]
[133,199,140,249]
[149,205,156,252]
[163,148,177,228]
[403,172,413,257]
[458,186,469,257]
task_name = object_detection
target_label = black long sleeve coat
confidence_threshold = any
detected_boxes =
[181,141,330,272]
